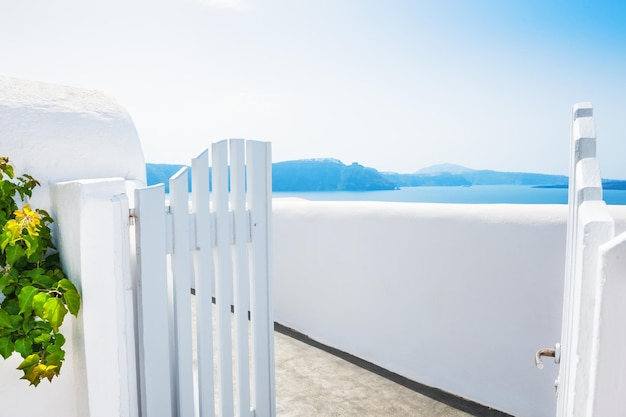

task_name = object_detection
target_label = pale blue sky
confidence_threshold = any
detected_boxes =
[2,0,625,177]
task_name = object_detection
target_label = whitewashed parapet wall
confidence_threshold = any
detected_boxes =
[0,76,145,417]
[272,102,626,417]
[557,103,626,417]
[272,201,626,417]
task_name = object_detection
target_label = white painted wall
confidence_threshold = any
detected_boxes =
[272,199,626,417]
[0,322,85,417]
[0,77,144,417]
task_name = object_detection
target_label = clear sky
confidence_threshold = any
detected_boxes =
[2,0,625,177]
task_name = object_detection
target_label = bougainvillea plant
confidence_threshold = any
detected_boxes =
[0,156,80,386]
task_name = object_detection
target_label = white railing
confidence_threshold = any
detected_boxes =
[557,103,626,416]
[134,139,275,417]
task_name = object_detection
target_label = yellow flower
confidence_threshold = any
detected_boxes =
[13,204,41,237]
[1,205,43,252]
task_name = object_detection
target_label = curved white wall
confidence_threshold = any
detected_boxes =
[0,75,146,212]
[272,199,626,417]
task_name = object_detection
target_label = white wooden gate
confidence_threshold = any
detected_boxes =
[133,139,275,417]
[552,103,626,416]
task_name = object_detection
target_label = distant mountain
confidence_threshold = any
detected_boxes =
[272,159,396,191]
[381,164,568,188]
[382,171,472,187]
[146,160,625,192]
[146,159,396,192]
[462,170,568,186]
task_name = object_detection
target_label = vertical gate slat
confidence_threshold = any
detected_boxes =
[134,184,175,417]
[192,150,216,417]
[231,139,252,416]
[170,168,196,417]
[246,140,276,417]
[213,140,235,417]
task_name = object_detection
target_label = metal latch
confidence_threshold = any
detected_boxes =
[535,343,561,369]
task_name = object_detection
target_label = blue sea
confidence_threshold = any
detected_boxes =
[273,185,626,205]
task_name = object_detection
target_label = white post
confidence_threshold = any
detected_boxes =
[52,178,138,417]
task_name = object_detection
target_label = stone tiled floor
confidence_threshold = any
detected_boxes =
[274,330,477,417]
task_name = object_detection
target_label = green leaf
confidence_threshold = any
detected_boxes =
[0,230,11,252]
[14,337,33,358]
[58,279,77,293]
[17,353,40,370]
[0,309,11,328]
[46,344,65,361]
[2,283,16,297]
[0,274,13,291]
[4,164,14,178]
[3,298,19,314]
[32,292,49,317]
[8,314,22,330]
[18,285,38,315]
[24,235,39,259]
[5,245,25,266]
[22,317,36,334]
[33,320,52,333]
[63,289,81,316]
[0,336,14,359]
[32,274,55,289]
[44,353,62,368]
[24,268,45,278]
[43,297,67,333]
[25,268,53,289]
[33,332,51,345]
[42,254,61,269]
[54,333,65,347]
